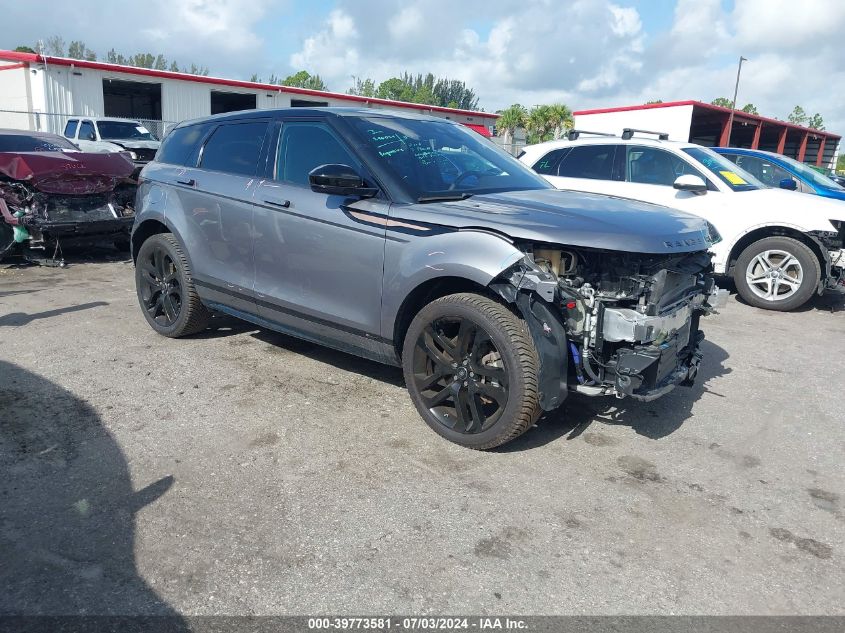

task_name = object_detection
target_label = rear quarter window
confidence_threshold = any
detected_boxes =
[156,124,212,166]
[532,148,570,175]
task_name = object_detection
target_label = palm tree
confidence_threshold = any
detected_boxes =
[547,103,574,140]
[497,104,527,146]
[526,105,553,144]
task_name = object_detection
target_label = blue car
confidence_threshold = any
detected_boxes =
[714,147,845,201]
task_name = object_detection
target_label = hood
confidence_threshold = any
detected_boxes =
[0,151,134,195]
[743,187,845,224]
[106,140,160,150]
[395,188,717,254]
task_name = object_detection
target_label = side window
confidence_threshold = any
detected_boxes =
[199,121,268,177]
[157,124,211,166]
[557,145,615,180]
[626,146,705,187]
[275,121,358,187]
[734,155,791,187]
[63,120,78,138]
[532,148,570,175]
[78,120,96,141]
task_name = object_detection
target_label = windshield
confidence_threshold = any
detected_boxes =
[97,121,157,141]
[683,146,764,192]
[0,134,79,152]
[773,154,845,190]
[347,117,550,200]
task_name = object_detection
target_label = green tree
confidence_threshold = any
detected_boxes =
[153,54,168,71]
[496,104,527,144]
[14,45,36,53]
[282,70,328,90]
[788,105,808,125]
[547,103,574,139]
[376,77,414,102]
[43,36,66,56]
[741,103,758,114]
[837,154,845,173]
[348,76,376,97]
[249,73,261,83]
[67,40,96,61]
[645,99,663,104]
[711,97,733,108]
[526,105,554,144]
[808,113,825,130]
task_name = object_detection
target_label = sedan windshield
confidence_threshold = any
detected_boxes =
[97,121,157,141]
[684,146,764,192]
[347,117,550,200]
[0,134,79,152]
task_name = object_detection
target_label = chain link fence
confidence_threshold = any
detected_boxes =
[0,110,176,141]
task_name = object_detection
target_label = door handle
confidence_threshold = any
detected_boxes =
[176,178,196,186]
[264,199,291,208]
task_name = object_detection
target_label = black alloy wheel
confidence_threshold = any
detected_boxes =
[134,233,211,337]
[138,245,183,327]
[402,293,541,450]
[412,316,509,434]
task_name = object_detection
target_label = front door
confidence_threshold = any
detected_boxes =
[252,118,389,357]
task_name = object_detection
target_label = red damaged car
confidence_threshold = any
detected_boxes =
[0,129,137,260]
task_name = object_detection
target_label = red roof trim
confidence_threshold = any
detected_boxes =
[574,100,840,140]
[463,123,492,137]
[0,50,498,120]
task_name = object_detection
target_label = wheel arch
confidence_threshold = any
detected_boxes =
[131,218,169,262]
[392,276,496,359]
[725,225,827,277]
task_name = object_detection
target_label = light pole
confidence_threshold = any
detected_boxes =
[725,56,748,147]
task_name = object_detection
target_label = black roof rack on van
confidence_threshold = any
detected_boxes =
[566,129,617,141]
[621,128,670,141]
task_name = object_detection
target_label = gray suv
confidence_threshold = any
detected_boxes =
[131,108,723,449]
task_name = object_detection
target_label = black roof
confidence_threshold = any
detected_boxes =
[176,106,448,129]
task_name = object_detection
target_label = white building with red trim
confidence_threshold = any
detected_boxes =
[0,50,498,137]
[573,100,840,169]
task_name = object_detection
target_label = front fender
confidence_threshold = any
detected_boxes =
[380,229,524,338]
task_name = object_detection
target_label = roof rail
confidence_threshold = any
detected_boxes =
[621,128,669,141]
[567,129,617,141]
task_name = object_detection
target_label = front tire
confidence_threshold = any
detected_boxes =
[135,233,211,337]
[733,236,820,311]
[402,293,541,450]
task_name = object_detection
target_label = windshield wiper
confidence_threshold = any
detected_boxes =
[416,192,474,203]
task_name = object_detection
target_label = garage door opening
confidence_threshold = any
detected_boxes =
[103,79,162,120]
[291,99,329,108]
[210,91,257,114]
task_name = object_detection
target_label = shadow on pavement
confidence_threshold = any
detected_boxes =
[498,338,732,451]
[0,360,184,620]
[0,301,109,327]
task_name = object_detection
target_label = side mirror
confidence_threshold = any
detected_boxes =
[308,164,377,197]
[779,177,798,191]
[673,174,707,195]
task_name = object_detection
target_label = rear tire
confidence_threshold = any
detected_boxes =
[135,233,211,337]
[402,293,541,450]
[733,236,820,311]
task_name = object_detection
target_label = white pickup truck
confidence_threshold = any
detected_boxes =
[63,117,160,175]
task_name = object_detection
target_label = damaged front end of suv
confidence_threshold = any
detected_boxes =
[0,129,136,261]
[493,241,726,410]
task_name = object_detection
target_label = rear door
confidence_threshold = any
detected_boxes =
[171,119,270,313]
[252,117,389,355]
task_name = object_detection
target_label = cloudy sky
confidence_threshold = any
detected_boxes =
[1,0,843,131]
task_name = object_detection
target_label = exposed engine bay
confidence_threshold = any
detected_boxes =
[0,146,136,261]
[494,243,727,407]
